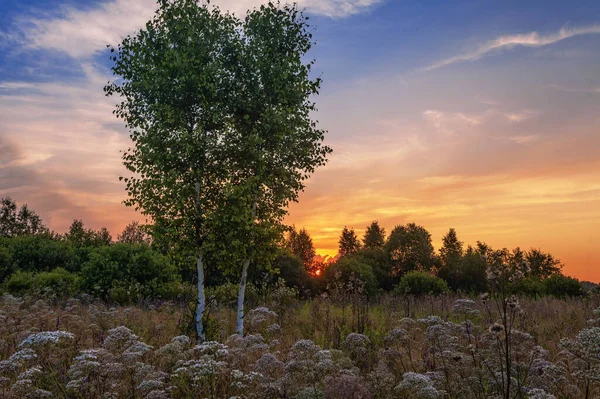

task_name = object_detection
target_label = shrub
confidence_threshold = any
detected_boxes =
[8,235,76,274]
[271,249,312,293]
[394,271,448,296]
[514,277,545,298]
[0,241,14,282]
[324,257,377,295]
[32,268,80,297]
[543,274,583,298]
[81,243,179,303]
[4,270,35,295]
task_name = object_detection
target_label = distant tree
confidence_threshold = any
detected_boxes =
[385,223,435,275]
[543,274,583,298]
[324,256,377,296]
[363,221,386,249]
[456,245,488,293]
[286,227,316,270]
[351,248,393,291]
[118,221,151,245]
[271,248,312,293]
[438,228,463,290]
[526,248,562,279]
[65,220,111,247]
[339,226,361,257]
[0,197,47,237]
[394,270,448,296]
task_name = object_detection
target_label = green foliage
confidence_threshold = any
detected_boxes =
[325,257,377,295]
[0,241,14,282]
[385,223,436,275]
[272,249,312,293]
[350,248,394,291]
[543,274,584,298]
[65,220,112,247]
[338,226,362,257]
[7,235,76,275]
[31,268,80,297]
[451,246,488,294]
[81,244,179,303]
[394,271,448,296]
[4,270,34,295]
[513,277,545,298]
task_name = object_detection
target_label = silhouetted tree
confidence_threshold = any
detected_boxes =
[286,227,316,271]
[363,221,386,249]
[339,226,361,257]
[438,228,463,290]
[118,221,151,245]
[385,223,435,276]
[526,248,562,279]
[0,197,47,237]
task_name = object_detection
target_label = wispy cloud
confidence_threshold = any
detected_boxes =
[14,0,383,59]
[423,24,600,71]
[509,135,540,144]
[548,84,600,94]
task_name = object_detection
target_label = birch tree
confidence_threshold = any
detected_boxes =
[105,0,238,341]
[225,3,332,335]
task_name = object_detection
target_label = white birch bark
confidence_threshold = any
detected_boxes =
[237,200,257,336]
[196,251,206,342]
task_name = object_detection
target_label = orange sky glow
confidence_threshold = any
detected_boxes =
[1,0,599,282]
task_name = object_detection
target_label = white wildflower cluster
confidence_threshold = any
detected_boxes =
[559,327,600,385]
[246,307,279,335]
[452,299,480,318]
[18,331,75,348]
[394,372,445,399]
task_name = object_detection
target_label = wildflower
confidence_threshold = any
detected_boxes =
[18,331,75,348]
[452,299,480,317]
[395,372,445,399]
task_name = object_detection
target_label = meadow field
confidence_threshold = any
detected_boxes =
[1,288,599,399]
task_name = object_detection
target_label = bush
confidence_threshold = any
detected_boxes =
[324,257,377,295]
[0,242,14,282]
[543,274,583,298]
[32,268,80,297]
[4,270,35,295]
[271,250,314,294]
[8,235,76,274]
[513,277,545,298]
[81,243,179,303]
[394,271,448,296]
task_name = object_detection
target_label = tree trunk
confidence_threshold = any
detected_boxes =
[196,251,206,342]
[237,258,251,335]
[237,200,257,336]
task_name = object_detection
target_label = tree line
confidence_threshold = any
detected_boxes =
[282,221,587,298]
[0,197,590,312]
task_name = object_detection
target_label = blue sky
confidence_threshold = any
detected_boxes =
[1,0,600,280]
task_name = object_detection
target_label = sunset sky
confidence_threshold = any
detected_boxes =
[1,0,599,281]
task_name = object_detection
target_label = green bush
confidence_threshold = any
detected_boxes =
[394,271,448,296]
[8,235,76,274]
[32,268,80,297]
[4,270,35,295]
[81,243,179,303]
[543,274,583,298]
[324,257,377,295]
[0,242,14,282]
[513,277,545,298]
